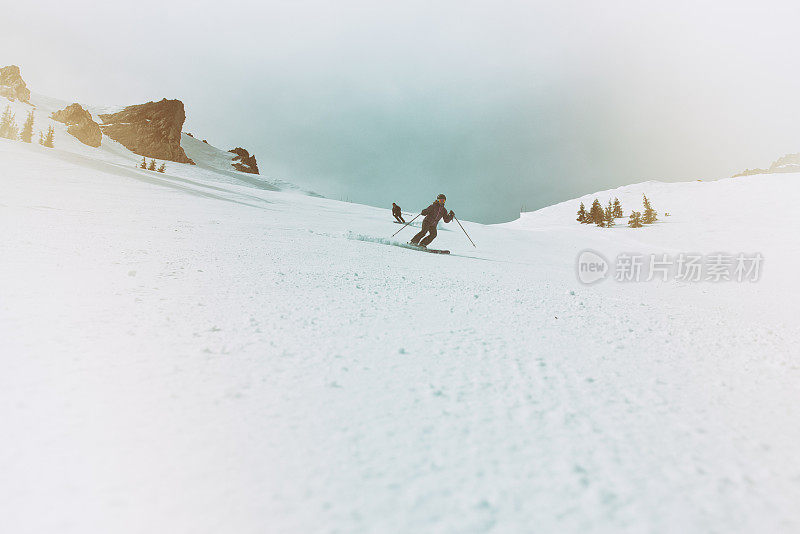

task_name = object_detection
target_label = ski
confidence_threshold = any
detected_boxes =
[406,243,450,254]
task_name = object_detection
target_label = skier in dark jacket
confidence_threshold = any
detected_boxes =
[392,202,405,223]
[410,194,454,247]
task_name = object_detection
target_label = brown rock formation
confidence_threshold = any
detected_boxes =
[99,99,194,164]
[732,168,768,178]
[229,147,259,174]
[769,153,800,170]
[0,65,31,102]
[733,152,800,177]
[51,103,102,147]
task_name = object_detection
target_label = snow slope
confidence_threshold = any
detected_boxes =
[1,133,800,534]
[1,93,309,194]
[507,177,800,291]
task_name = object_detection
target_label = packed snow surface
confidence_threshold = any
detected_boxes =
[1,124,800,533]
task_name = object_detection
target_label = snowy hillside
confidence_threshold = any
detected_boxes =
[2,131,800,534]
[0,92,309,194]
[509,177,799,281]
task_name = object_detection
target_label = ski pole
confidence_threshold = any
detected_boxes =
[454,215,476,247]
[391,213,421,237]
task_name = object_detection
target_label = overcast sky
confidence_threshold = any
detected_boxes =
[5,0,800,222]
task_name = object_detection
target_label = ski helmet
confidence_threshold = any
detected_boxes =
[437,194,446,201]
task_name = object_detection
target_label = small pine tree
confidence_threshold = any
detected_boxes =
[43,125,55,148]
[20,110,34,143]
[604,200,615,228]
[140,157,147,169]
[148,159,157,171]
[39,131,44,145]
[157,163,166,173]
[0,106,17,139]
[629,211,643,228]
[613,197,623,218]
[590,198,604,227]
[642,194,657,224]
[576,202,588,223]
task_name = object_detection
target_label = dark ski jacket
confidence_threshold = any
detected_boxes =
[392,203,402,216]
[421,202,453,227]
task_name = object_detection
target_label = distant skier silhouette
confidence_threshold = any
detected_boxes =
[410,194,454,248]
[392,203,406,223]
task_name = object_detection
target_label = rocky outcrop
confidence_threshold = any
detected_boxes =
[768,153,800,170]
[733,152,800,177]
[99,99,194,164]
[229,147,259,174]
[51,103,102,147]
[732,168,768,178]
[0,65,31,102]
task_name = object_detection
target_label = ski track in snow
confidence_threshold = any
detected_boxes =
[1,135,800,534]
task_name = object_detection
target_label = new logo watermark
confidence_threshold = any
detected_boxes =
[576,250,763,284]
[576,249,610,284]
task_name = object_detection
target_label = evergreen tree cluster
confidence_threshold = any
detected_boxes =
[628,194,658,228]
[21,110,34,143]
[576,202,587,223]
[40,125,55,148]
[140,157,166,173]
[0,106,18,140]
[613,198,623,218]
[642,194,657,224]
[577,194,661,229]
[1,106,54,148]
[577,196,623,228]
[603,200,615,228]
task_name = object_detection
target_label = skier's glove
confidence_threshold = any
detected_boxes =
[449,210,455,217]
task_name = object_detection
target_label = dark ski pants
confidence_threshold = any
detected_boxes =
[411,222,437,246]
[394,214,406,223]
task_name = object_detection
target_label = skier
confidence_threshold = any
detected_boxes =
[392,202,405,223]
[410,194,454,248]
